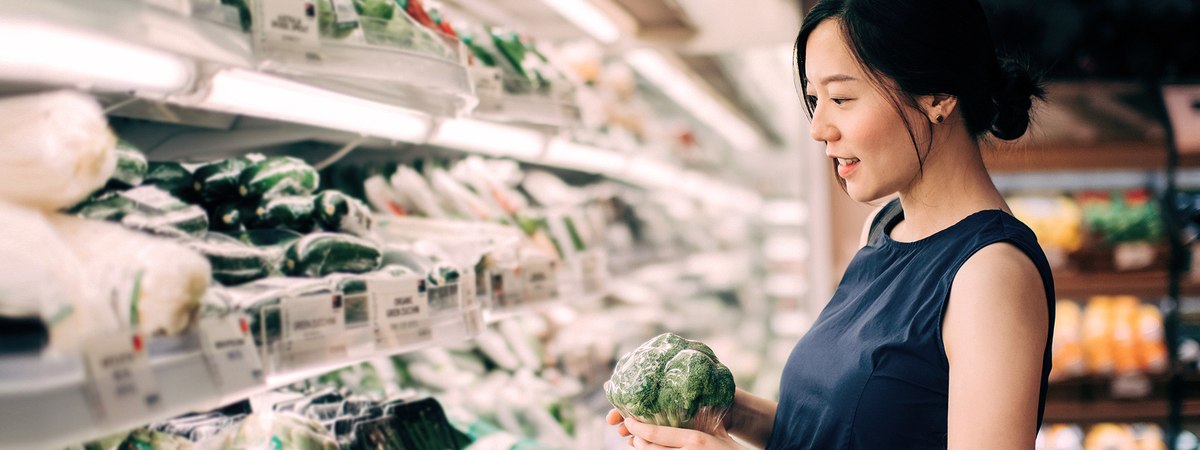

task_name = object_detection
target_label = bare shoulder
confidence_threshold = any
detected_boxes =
[945,242,1048,356]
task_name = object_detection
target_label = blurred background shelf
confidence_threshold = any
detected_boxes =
[1053,271,1200,299]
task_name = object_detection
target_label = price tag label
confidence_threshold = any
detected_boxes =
[257,0,320,51]
[199,316,264,392]
[580,251,607,293]
[490,268,523,308]
[463,307,484,336]
[370,276,432,349]
[279,292,347,368]
[461,268,478,310]
[521,257,559,302]
[82,333,161,420]
[470,68,504,107]
[330,0,359,25]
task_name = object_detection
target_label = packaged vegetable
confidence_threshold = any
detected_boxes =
[314,190,375,238]
[239,156,320,200]
[187,233,275,286]
[605,333,735,434]
[144,161,196,201]
[50,215,210,337]
[194,155,263,204]
[0,90,116,211]
[195,412,338,450]
[108,139,148,188]
[250,195,316,232]
[283,232,383,277]
[0,201,110,354]
[79,185,210,238]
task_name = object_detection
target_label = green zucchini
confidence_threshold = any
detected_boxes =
[208,202,249,232]
[228,228,303,273]
[194,155,261,204]
[187,234,273,285]
[314,190,374,237]
[108,139,148,188]
[121,205,209,239]
[74,193,133,221]
[143,161,195,200]
[283,233,382,277]
[251,195,315,231]
[238,156,319,200]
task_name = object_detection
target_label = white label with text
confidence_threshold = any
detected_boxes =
[199,316,264,392]
[258,0,320,50]
[370,276,432,349]
[82,333,161,420]
[279,293,347,368]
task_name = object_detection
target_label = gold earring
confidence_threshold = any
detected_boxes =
[935,114,944,123]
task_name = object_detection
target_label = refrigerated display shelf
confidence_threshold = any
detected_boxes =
[0,307,480,450]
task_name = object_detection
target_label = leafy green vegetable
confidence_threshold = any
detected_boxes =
[605,333,735,432]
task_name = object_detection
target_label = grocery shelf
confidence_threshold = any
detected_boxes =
[0,306,481,450]
[1054,271,1200,298]
[983,141,1200,173]
[1042,399,1200,424]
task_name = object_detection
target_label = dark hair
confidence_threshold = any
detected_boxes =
[796,0,1045,148]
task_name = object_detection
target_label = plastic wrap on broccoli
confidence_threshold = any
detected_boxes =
[604,333,735,434]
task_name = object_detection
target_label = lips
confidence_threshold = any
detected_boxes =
[833,156,860,178]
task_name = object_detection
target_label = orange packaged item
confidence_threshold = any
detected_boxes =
[1084,423,1137,450]
[1050,300,1086,381]
[1136,304,1169,374]
[1110,296,1140,375]
[1082,296,1116,375]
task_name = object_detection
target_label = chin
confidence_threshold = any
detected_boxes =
[844,182,890,205]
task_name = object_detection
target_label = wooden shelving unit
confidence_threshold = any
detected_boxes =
[1054,271,1200,298]
[982,142,1200,173]
[1042,399,1200,424]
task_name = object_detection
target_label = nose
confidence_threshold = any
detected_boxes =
[809,104,839,143]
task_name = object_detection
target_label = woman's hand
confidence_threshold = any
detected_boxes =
[607,409,749,450]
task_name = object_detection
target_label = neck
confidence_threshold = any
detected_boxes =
[894,130,1007,239]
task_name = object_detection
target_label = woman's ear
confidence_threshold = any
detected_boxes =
[919,94,958,124]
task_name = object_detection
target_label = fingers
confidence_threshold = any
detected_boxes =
[619,423,631,437]
[632,436,678,450]
[624,416,706,448]
[607,408,624,425]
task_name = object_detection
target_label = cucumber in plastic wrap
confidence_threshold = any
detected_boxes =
[251,195,316,232]
[187,233,273,285]
[207,202,250,232]
[314,190,374,238]
[108,139,148,188]
[144,161,196,201]
[194,154,263,204]
[283,233,383,277]
[229,228,304,274]
[239,156,320,200]
[75,185,208,238]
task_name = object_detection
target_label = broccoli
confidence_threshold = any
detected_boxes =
[605,333,736,432]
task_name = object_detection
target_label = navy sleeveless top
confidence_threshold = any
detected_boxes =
[766,199,1055,450]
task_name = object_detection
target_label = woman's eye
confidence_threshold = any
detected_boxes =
[831,98,849,105]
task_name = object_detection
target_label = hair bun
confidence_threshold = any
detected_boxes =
[989,59,1045,141]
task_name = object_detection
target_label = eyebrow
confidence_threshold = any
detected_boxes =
[816,74,858,85]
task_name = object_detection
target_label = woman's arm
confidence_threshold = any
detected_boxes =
[944,243,1049,449]
[726,388,778,448]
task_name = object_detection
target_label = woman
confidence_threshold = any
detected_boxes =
[608,0,1054,448]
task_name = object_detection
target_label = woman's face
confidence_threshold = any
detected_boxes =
[804,20,928,203]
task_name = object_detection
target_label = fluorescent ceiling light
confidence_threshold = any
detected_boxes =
[430,119,546,160]
[541,0,621,44]
[625,49,764,151]
[0,19,193,94]
[625,157,682,188]
[542,139,630,175]
[192,69,431,142]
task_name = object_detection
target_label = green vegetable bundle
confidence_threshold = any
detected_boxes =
[605,333,735,435]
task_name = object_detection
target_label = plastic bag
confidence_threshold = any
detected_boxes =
[49,215,211,337]
[0,200,113,354]
[194,412,338,450]
[604,333,735,436]
[0,90,116,211]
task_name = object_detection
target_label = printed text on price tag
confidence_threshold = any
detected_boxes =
[82,333,161,421]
